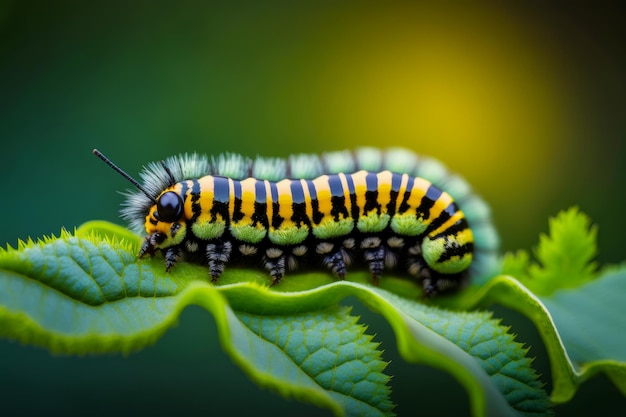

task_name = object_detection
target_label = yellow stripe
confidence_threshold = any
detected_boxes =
[227,178,236,220]
[276,179,294,227]
[351,170,369,216]
[180,181,194,219]
[338,173,351,218]
[313,174,332,217]
[238,178,258,224]
[376,170,393,209]
[454,227,474,246]
[302,179,314,221]
[428,210,468,238]
[397,173,409,208]
[406,177,429,213]
[428,191,454,222]
[264,180,272,223]
[198,176,214,216]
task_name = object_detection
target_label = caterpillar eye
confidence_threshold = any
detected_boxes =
[155,191,183,222]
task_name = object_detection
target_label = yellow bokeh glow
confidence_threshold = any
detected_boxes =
[307,5,575,203]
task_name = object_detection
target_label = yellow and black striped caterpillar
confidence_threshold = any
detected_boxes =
[94,148,498,296]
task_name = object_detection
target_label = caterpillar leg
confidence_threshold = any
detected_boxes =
[206,240,233,282]
[164,246,184,272]
[360,236,386,285]
[316,240,353,279]
[363,249,384,285]
[406,244,464,297]
[421,276,462,297]
[321,251,348,278]
[263,247,286,286]
[139,232,166,258]
[287,245,308,272]
[406,244,434,294]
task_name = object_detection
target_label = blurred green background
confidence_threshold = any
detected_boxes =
[1,1,624,415]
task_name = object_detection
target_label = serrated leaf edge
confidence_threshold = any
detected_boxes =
[1,223,546,417]
[463,275,600,403]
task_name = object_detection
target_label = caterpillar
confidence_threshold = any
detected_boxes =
[94,148,498,296]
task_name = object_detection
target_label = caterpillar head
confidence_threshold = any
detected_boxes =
[142,187,188,251]
[92,149,198,252]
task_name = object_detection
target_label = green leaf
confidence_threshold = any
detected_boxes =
[0,229,194,353]
[502,207,598,295]
[467,208,626,404]
[236,307,394,416]
[368,290,550,417]
[0,221,552,417]
[541,267,626,396]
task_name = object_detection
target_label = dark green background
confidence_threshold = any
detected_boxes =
[1,1,624,415]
